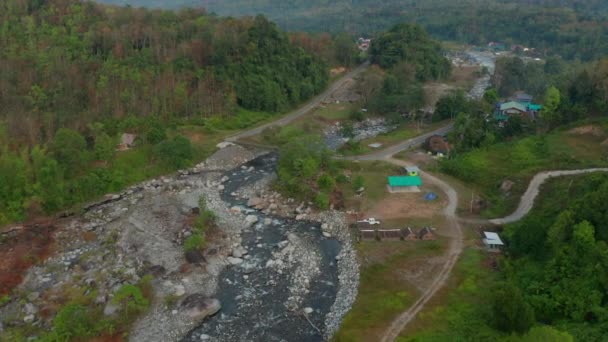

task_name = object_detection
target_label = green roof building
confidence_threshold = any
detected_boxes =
[387,176,422,193]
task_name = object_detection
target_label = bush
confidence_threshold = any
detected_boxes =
[317,174,336,192]
[112,284,150,319]
[350,109,366,122]
[352,175,365,191]
[184,233,205,253]
[49,304,95,341]
[314,192,330,209]
[154,135,194,169]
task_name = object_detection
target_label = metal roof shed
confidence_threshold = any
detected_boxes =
[483,231,504,250]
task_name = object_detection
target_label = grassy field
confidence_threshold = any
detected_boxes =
[396,248,502,341]
[333,238,448,342]
[439,122,608,218]
[338,160,402,212]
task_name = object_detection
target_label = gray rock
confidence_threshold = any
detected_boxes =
[200,334,211,340]
[181,294,221,320]
[245,215,258,226]
[303,307,314,314]
[24,303,38,315]
[104,302,119,316]
[227,257,243,265]
[23,314,35,323]
[322,232,332,238]
[174,284,186,297]
[247,197,263,207]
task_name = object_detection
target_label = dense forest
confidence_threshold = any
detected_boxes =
[502,174,608,340]
[0,0,353,225]
[97,0,608,61]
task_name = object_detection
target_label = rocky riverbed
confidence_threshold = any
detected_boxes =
[0,144,359,342]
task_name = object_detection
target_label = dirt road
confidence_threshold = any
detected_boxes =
[378,158,463,342]
[340,124,453,161]
[490,168,608,225]
[225,61,369,142]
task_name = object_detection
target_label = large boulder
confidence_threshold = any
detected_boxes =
[180,294,221,320]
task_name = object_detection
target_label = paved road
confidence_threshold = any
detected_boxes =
[225,61,370,142]
[490,168,608,225]
[340,124,453,161]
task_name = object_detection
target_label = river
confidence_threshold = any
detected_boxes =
[183,153,343,341]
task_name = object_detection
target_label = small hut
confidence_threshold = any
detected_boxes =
[482,231,504,251]
[401,227,418,241]
[417,227,436,240]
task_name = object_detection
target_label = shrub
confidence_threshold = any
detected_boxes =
[154,135,193,169]
[50,304,95,341]
[112,284,150,319]
[317,174,336,192]
[352,175,365,191]
[314,192,330,209]
[184,233,205,253]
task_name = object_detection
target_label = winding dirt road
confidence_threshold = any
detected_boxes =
[225,61,369,142]
[490,168,608,225]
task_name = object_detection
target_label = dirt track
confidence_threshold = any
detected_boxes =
[225,61,369,142]
[490,168,608,225]
[378,159,463,342]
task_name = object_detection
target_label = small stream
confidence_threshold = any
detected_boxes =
[183,153,342,341]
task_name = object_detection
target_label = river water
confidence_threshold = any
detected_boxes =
[183,153,342,341]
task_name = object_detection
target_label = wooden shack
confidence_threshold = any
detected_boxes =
[401,227,418,241]
[417,227,436,240]
[378,229,402,241]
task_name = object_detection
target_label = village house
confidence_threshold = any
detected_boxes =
[482,231,504,251]
[417,227,436,240]
[494,91,543,124]
[116,133,137,151]
[387,175,422,193]
[401,227,418,241]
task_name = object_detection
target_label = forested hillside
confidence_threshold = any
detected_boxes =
[0,0,341,225]
[98,0,608,61]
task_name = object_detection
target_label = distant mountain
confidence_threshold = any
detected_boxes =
[96,0,608,61]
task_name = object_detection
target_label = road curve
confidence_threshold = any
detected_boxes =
[340,124,453,161]
[490,168,608,225]
[225,61,370,142]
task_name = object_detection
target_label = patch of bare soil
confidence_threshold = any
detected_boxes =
[0,221,57,296]
[365,192,446,221]
[602,138,608,146]
[568,125,605,137]
[398,255,447,292]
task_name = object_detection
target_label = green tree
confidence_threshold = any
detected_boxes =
[94,132,116,162]
[541,86,562,128]
[334,32,357,67]
[317,173,336,192]
[155,135,194,169]
[490,282,535,334]
[50,128,87,176]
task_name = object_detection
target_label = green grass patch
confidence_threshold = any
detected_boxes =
[339,160,401,211]
[440,125,608,217]
[398,249,502,341]
[334,239,447,342]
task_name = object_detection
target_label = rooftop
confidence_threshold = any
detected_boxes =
[483,231,504,245]
[388,176,422,187]
[500,101,527,112]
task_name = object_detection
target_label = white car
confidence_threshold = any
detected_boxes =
[357,218,381,225]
